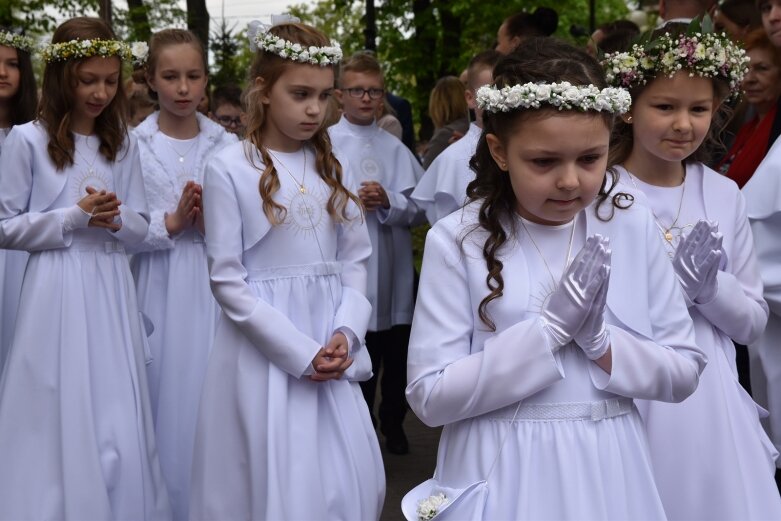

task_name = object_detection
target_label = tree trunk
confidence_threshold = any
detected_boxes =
[126,0,151,42]
[187,0,210,53]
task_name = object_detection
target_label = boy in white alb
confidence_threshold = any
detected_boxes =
[412,50,501,224]
[329,51,424,455]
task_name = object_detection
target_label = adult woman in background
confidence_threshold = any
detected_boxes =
[718,28,781,188]
[422,75,469,169]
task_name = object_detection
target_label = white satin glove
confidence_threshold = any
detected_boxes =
[672,220,722,305]
[540,235,610,351]
[574,263,611,360]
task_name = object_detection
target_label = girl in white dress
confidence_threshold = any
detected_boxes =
[603,23,781,520]
[189,20,384,520]
[129,28,236,521]
[403,38,707,521]
[0,28,37,372]
[0,17,170,520]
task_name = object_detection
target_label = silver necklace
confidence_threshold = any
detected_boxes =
[519,214,577,287]
[625,167,686,243]
[269,148,308,194]
[165,137,198,164]
[74,138,100,176]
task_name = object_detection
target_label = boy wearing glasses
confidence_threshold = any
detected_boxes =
[209,84,246,137]
[330,51,424,455]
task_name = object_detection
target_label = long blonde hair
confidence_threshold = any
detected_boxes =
[243,22,361,225]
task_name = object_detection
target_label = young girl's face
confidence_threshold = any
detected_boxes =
[0,45,20,104]
[487,112,610,225]
[71,56,121,131]
[148,43,207,119]
[260,63,334,151]
[627,71,716,164]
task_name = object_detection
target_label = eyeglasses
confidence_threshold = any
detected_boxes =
[343,88,384,99]
[216,115,243,127]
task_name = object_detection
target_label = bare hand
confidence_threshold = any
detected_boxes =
[81,186,122,231]
[166,181,203,235]
[358,181,390,211]
[310,332,353,381]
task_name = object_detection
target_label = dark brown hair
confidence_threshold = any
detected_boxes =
[0,27,37,126]
[503,7,559,39]
[607,23,732,169]
[39,17,128,170]
[466,50,501,91]
[145,29,207,101]
[467,37,625,331]
[244,22,361,225]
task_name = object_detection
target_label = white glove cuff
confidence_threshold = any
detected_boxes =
[579,327,610,360]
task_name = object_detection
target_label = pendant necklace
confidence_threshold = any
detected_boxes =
[520,213,578,288]
[75,138,100,176]
[269,148,307,194]
[626,167,686,244]
[165,137,198,164]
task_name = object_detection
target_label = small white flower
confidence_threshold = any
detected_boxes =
[416,493,449,521]
[131,41,149,60]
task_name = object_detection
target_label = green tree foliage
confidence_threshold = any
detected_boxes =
[289,0,629,138]
[0,0,98,33]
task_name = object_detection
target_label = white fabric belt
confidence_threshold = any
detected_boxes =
[67,238,125,254]
[247,261,342,281]
[174,231,205,244]
[487,397,634,422]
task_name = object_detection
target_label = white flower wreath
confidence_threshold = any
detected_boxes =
[602,30,749,98]
[476,82,632,114]
[247,15,342,66]
[41,38,148,66]
[0,31,36,53]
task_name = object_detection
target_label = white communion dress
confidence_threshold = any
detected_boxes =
[742,138,781,471]
[0,127,29,372]
[130,112,236,521]
[617,164,781,520]
[0,122,171,520]
[189,142,385,520]
[406,199,706,520]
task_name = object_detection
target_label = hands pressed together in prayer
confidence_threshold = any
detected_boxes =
[358,181,390,211]
[672,220,722,306]
[165,181,205,236]
[540,234,612,367]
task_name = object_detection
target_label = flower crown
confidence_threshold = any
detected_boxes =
[0,31,36,53]
[602,23,748,98]
[41,39,149,66]
[247,15,342,66]
[476,82,632,114]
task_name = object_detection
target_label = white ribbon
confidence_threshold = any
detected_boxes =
[247,13,302,52]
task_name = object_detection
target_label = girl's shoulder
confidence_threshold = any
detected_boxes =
[9,120,45,143]
[206,140,253,175]
[691,161,740,195]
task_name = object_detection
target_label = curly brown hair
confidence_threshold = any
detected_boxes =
[243,22,361,225]
[466,37,629,331]
[39,17,128,170]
